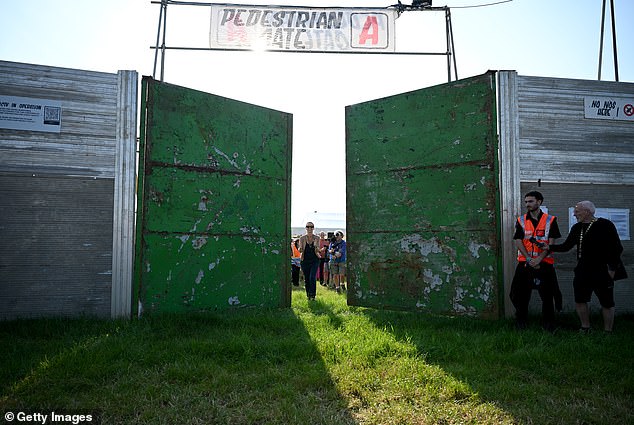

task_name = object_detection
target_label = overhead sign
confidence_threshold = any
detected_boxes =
[584,96,634,122]
[209,4,396,52]
[0,95,62,133]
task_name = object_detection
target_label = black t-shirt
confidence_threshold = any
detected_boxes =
[303,241,318,263]
[549,218,623,269]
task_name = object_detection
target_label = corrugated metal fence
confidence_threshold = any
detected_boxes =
[499,72,634,316]
[0,61,137,319]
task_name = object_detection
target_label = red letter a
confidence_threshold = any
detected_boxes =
[358,16,379,45]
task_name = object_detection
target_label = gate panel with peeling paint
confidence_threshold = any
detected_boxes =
[135,78,292,314]
[345,72,501,318]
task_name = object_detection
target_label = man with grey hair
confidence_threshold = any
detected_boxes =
[548,201,624,332]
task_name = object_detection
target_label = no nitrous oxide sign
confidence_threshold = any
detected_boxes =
[584,96,634,122]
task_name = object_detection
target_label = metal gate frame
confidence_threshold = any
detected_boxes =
[149,1,458,83]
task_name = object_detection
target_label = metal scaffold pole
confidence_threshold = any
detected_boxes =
[152,0,168,81]
[445,7,458,82]
[598,0,619,81]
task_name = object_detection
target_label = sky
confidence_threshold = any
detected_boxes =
[1,0,632,228]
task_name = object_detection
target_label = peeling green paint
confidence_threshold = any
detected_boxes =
[345,72,502,318]
[134,78,292,314]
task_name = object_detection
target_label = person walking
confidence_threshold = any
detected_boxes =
[299,222,321,300]
[548,201,624,333]
[509,191,562,331]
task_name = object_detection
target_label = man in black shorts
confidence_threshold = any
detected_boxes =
[548,201,624,332]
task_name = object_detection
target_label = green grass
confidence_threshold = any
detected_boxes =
[1,284,633,424]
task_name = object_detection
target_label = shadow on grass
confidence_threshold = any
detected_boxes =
[360,308,634,424]
[305,298,346,331]
[0,304,357,424]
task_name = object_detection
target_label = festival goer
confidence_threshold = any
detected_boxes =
[548,201,624,333]
[329,231,347,293]
[291,238,301,287]
[318,231,330,286]
[298,222,321,300]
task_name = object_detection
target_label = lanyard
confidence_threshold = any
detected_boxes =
[578,219,597,259]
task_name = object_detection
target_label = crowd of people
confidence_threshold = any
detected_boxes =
[291,222,346,301]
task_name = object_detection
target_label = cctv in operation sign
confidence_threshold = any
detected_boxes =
[210,4,397,52]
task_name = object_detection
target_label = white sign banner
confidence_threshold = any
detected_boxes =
[0,95,62,133]
[584,96,634,122]
[210,5,396,52]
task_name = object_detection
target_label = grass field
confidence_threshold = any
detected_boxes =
[1,284,633,424]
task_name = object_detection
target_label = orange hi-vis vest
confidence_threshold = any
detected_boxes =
[291,243,301,259]
[517,213,555,264]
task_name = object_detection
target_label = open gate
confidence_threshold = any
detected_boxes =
[345,72,502,318]
[134,77,292,314]
[134,73,501,317]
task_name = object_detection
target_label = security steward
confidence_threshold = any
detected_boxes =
[510,191,563,331]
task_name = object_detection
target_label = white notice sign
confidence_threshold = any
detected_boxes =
[0,95,62,133]
[210,5,396,52]
[584,96,634,122]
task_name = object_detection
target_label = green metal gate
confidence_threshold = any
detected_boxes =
[134,78,292,314]
[345,72,501,318]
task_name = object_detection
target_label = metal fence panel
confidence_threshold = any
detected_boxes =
[0,61,137,319]
[498,71,634,316]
